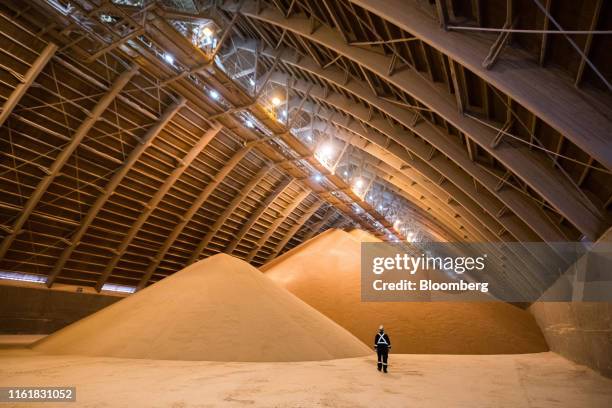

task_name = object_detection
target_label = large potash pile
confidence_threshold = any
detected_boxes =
[33,254,370,361]
[262,229,548,354]
[348,229,382,242]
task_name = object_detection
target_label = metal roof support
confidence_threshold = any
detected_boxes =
[0,66,138,260]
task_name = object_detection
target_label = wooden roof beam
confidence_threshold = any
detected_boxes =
[136,145,252,290]
[289,94,556,269]
[225,177,293,254]
[300,206,336,241]
[187,163,274,265]
[350,0,612,171]
[265,199,323,260]
[0,42,57,128]
[270,69,552,244]
[245,188,311,262]
[300,116,483,244]
[229,40,581,244]
[94,123,223,291]
[228,1,607,239]
[46,97,186,288]
[0,66,138,260]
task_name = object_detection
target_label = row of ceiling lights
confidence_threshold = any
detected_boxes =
[159,25,414,243]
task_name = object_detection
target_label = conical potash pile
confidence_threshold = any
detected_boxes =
[348,229,382,242]
[33,254,370,361]
[262,229,548,354]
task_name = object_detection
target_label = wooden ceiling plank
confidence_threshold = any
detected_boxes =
[46,98,187,287]
[0,66,138,260]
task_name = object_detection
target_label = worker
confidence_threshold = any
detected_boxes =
[374,324,391,373]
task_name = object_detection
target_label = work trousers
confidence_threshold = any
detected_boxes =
[376,346,389,371]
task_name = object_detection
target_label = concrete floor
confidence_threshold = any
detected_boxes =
[1,348,611,407]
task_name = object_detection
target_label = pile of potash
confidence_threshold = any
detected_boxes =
[34,254,370,361]
[262,229,548,354]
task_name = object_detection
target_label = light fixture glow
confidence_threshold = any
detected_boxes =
[319,143,334,159]
[314,174,323,182]
[209,89,220,100]
[249,78,255,86]
[343,170,348,176]
[354,178,364,189]
[163,53,174,65]
[101,283,136,293]
[203,27,214,38]
[245,119,254,128]
[271,97,282,106]
[0,271,46,284]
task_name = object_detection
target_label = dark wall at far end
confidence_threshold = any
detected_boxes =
[0,283,122,334]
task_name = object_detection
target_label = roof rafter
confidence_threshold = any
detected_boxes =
[94,123,223,291]
[245,188,311,262]
[187,163,274,265]
[0,66,138,260]
[136,145,253,290]
[46,98,187,288]
[224,1,606,240]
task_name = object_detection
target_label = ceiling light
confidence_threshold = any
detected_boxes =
[203,27,214,38]
[314,174,323,182]
[245,119,254,128]
[354,178,364,189]
[319,143,334,159]
[271,97,282,106]
[343,170,348,176]
[163,53,174,65]
[209,89,220,100]
[249,78,255,86]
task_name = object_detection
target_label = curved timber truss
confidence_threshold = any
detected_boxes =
[0,0,610,293]
[0,0,435,290]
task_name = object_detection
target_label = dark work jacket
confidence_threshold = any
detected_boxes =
[374,332,391,348]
